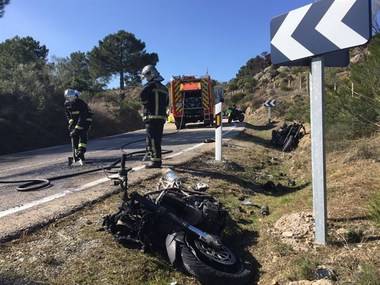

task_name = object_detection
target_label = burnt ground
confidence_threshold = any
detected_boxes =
[0,119,379,285]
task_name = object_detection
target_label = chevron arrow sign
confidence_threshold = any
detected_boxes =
[264,99,276,108]
[271,0,371,65]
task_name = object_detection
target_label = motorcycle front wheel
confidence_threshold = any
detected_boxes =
[181,235,252,284]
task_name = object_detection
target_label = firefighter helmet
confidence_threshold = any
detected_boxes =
[141,65,163,82]
[64,89,80,100]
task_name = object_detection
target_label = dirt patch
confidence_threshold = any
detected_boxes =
[273,212,315,252]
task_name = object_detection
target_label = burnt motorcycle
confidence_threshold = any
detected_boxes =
[104,157,252,284]
[271,121,306,152]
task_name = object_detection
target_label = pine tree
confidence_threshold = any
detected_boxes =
[89,30,158,99]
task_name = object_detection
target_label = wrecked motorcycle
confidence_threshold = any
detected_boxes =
[271,121,306,152]
[104,159,252,284]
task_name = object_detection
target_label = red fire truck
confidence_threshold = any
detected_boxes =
[169,75,214,129]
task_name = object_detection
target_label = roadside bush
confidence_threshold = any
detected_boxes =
[288,256,319,281]
[282,94,310,123]
[369,191,380,229]
[123,97,142,112]
[231,92,246,105]
[355,264,380,285]
[88,100,143,138]
[343,137,380,162]
[345,228,364,243]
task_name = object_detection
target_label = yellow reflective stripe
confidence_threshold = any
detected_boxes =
[151,158,161,162]
[78,143,87,148]
[71,111,80,115]
[143,115,166,120]
[68,119,74,124]
[86,118,93,122]
[75,125,84,130]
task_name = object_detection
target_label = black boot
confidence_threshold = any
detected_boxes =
[77,150,86,166]
[142,152,151,162]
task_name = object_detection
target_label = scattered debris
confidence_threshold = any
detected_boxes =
[314,266,337,281]
[193,182,208,192]
[260,205,270,216]
[223,161,245,172]
[241,199,253,206]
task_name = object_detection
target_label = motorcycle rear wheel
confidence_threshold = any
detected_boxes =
[181,235,252,284]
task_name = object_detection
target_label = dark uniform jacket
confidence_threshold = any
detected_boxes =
[140,81,169,121]
[64,98,93,130]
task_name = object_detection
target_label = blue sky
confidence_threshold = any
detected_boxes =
[0,0,375,85]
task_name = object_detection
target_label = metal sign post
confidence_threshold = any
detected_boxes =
[270,0,372,246]
[214,87,224,161]
[310,57,327,245]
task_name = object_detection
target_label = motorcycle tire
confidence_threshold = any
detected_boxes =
[181,235,252,284]
[228,116,232,124]
[282,135,295,152]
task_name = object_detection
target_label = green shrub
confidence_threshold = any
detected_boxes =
[282,95,310,123]
[369,191,380,228]
[122,97,142,112]
[231,93,246,104]
[355,264,380,285]
[288,256,319,281]
[345,229,364,243]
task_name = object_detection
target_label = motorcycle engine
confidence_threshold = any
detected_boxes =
[194,198,227,234]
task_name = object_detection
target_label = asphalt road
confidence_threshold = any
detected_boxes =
[0,122,243,219]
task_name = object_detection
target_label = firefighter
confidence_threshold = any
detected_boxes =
[64,89,93,165]
[140,65,169,168]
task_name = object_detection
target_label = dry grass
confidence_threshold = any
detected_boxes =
[342,135,380,163]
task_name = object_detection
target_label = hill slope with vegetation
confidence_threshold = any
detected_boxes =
[225,34,380,145]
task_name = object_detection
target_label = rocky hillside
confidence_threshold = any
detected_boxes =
[225,34,379,145]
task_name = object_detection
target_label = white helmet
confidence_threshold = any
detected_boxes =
[64,89,80,100]
[141,65,163,82]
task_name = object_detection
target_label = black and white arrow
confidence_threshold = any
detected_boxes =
[271,4,314,61]
[271,0,371,65]
[264,99,276,108]
[315,0,368,49]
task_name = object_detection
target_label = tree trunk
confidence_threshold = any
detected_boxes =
[120,71,125,90]
[119,71,125,102]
